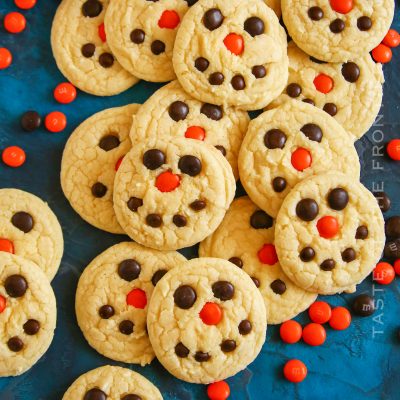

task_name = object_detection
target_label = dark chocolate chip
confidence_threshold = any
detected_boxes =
[194,351,210,362]
[84,388,107,400]
[238,319,252,335]
[146,214,163,227]
[251,277,260,288]
[272,177,287,193]
[309,56,327,64]
[203,8,224,31]
[21,111,41,132]
[323,103,337,116]
[82,43,96,58]
[151,269,168,286]
[356,225,368,239]
[99,135,120,151]
[286,83,302,98]
[195,57,209,72]
[175,342,190,358]
[231,75,246,90]
[119,320,134,335]
[300,247,315,262]
[127,197,143,212]
[357,16,372,31]
[11,212,34,233]
[352,294,375,316]
[7,336,23,352]
[151,40,165,55]
[296,199,319,221]
[342,248,356,262]
[320,259,336,271]
[178,155,202,176]
[143,149,166,170]
[301,123,323,142]
[215,145,226,156]
[174,285,197,309]
[130,29,145,44]
[270,279,286,294]
[341,62,360,83]
[168,101,189,122]
[303,98,315,106]
[91,182,107,198]
[308,6,323,21]
[173,215,187,227]
[121,395,142,400]
[185,0,199,5]
[386,216,400,239]
[23,319,40,335]
[200,103,223,120]
[264,129,287,149]
[99,305,114,319]
[327,188,349,210]
[374,191,391,212]
[244,17,265,37]
[330,19,345,33]
[209,72,224,85]
[118,259,141,281]
[250,210,273,229]
[229,257,243,268]
[212,281,234,301]
[384,240,400,260]
[252,65,266,78]
[190,200,206,211]
[99,53,114,68]
[5,275,28,297]
[220,339,236,352]
[82,0,103,18]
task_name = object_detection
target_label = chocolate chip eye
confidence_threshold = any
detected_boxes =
[118,259,141,281]
[143,149,166,170]
[212,281,234,301]
[231,75,246,91]
[130,29,145,44]
[357,16,372,31]
[341,62,360,83]
[99,305,115,319]
[244,17,264,37]
[119,320,134,335]
[99,135,120,151]
[92,182,107,198]
[252,65,266,78]
[270,279,286,294]
[220,339,237,352]
[200,103,223,121]
[99,53,114,68]
[178,155,202,176]
[127,197,143,212]
[168,101,189,122]
[151,40,166,55]
[82,43,96,58]
[296,199,319,221]
[327,188,349,210]
[121,395,142,400]
[301,124,323,143]
[323,103,337,116]
[203,8,224,31]
[229,257,243,268]
[11,212,33,233]
[264,129,287,149]
[23,319,40,335]
[330,19,345,33]
[342,248,356,262]
[238,319,252,335]
[300,247,315,262]
[175,342,190,358]
[250,210,273,229]
[356,225,368,239]
[286,83,301,98]
[195,57,209,72]
[5,275,28,297]
[209,72,224,85]
[174,285,197,309]
[82,0,103,17]
[272,177,287,193]
[84,388,107,400]
[308,6,323,21]
[7,337,24,352]
[151,269,168,286]
[320,259,336,271]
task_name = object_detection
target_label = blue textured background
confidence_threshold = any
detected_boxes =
[0,1,399,399]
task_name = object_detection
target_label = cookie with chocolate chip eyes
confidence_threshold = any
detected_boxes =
[147,257,266,384]
[275,173,385,295]
[61,104,140,234]
[113,138,236,251]
[173,0,289,110]
[269,43,384,140]
[199,197,317,324]
[75,241,186,365]
[0,253,57,377]
[239,100,360,218]
[131,81,249,179]
[0,189,63,281]
[105,0,195,82]
[51,0,138,96]
[282,0,395,62]
[62,366,163,400]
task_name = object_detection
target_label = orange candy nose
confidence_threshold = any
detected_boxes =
[317,216,339,239]
[313,73,334,94]
[185,126,206,141]
[291,147,312,171]
[115,156,124,171]
[155,171,181,192]
[0,239,14,254]
[0,295,6,313]
[223,33,244,55]
[126,288,147,309]
[98,23,107,42]
[258,243,278,265]
[329,0,353,14]
[199,302,223,325]
[158,10,180,29]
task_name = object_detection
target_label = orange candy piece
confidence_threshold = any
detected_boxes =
[291,148,312,171]
[313,73,334,94]
[158,10,180,29]
[317,216,339,239]
[15,0,37,9]
[98,23,107,42]
[2,146,26,167]
[0,239,15,254]
[207,381,230,400]
[223,33,244,56]
[155,171,181,192]
[257,243,278,265]
[115,156,124,172]
[302,323,326,346]
[200,302,223,325]
[283,359,307,383]
[54,82,77,104]
[373,262,395,285]
[45,111,67,133]
[329,306,351,330]
[372,44,392,64]
[185,126,206,141]
[383,29,400,48]
[329,0,353,14]
[4,12,26,34]
[394,259,400,276]
[386,139,400,161]
[0,48,12,69]
[126,288,147,309]
[308,301,332,324]
[0,295,6,313]
[280,320,302,344]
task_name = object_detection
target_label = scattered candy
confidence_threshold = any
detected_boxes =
[0,47,12,70]
[382,29,400,48]
[308,301,332,324]
[385,216,400,240]
[291,147,312,171]
[0,238,14,254]
[313,73,333,94]
[384,239,400,260]
[373,191,391,213]
[352,294,375,317]
[15,0,37,9]
[257,243,278,265]
[4,12,26,34]
[329,307,351,330]
[21,110,41,132]
[373,262,395,285]
[0,295,6,313]
[2,146,26,167]
[126,288,147,309]
[394,259,400,276]
[223,33,245,56]
[200,302,223,325]
[54,82,77,104]
[302,323,326,346]
[45,111,67,132]
[280,320,302,344]
[283,359,307,383]
[317,216,339,239]
[372,44,392,64]
[387,139,400,161]
[207,381,230,400]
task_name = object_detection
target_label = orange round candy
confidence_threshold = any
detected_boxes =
[0,295,6,313]
[280,320,302,344]
[126,288,147,309]
[0,48,12,69]
[317,216,339,239]
[329,306,351,330]
[223,33,244,56]
[4,12,26,34]
[155,171,181,192]
[185,126,206,141]
[387,139,400,161]
[313,73,334,94]
[308,301,332,324]
[394,259,400,276]
[0,238,14,254]
[54,82,77,104]
[373,262,395,285]
[200,302,223,325]
[115,156,124,172]
[329,0,353,14]
[291,148,312,171]
[383,29,400,48]
[258,243,278,265]
[45,111,67,133]
[2,146,26,167]
[15,0,37,9]
[372,44,392,64]
[302,323,326,346]
[283,359,307,383]
[158,10,180,29]
[98,23,107,42]
[207,381,230,400]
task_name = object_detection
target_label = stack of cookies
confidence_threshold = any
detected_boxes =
[52,0,396,395]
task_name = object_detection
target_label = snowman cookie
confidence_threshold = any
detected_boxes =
[113,138,236,251]
[147,258,266,384]
[282,0,395,62]
[51,0,138,96]
[61,104,140,234]
[173,0,289,110]
[0,189,63,281]
[199,197,317,324]
[75,242,186,365]
[0,253,57,377]
[239,100,360,218]
[62,366,163,400]
[269,42,384,140]
[131,81,249,179]
[275,173,385,295]
[105,0,194,82]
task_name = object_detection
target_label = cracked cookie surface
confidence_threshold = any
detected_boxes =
[147,257,266,384]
